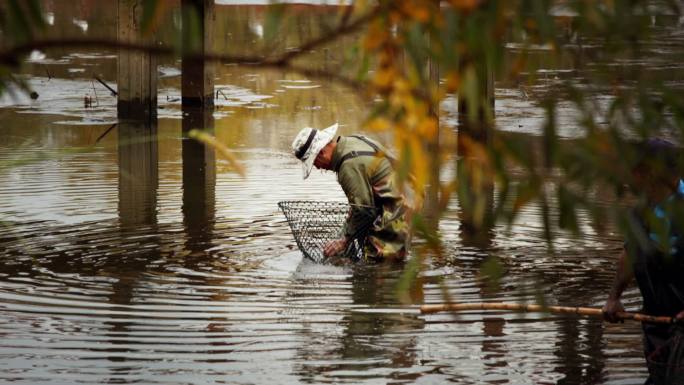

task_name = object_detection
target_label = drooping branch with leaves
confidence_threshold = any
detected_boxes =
[2,0,684,279]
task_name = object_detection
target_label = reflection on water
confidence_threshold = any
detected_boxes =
[119,121,158,228]
[1,1,682,384]
[182,106,216,256]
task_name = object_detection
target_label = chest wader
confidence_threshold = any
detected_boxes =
[337,136,409,262]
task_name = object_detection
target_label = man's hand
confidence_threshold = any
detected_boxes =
[324,238,348,258]
[602,298,626,323]
[603,249,633,324]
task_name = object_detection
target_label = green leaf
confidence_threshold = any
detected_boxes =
[141,0,159,34]
[181,2,202,53]
[264,3,286,43]
[479,256,504,292]
[354,48,371,82]
[539,190,553,251]
[542,99,557,168]
[557,185,579,235]
[7,0,33,42]
[396,251,423,304]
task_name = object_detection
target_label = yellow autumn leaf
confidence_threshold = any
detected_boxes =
[363,21,388,51]
[417,117,438,138]
[448,0,480,11]
[446,72,460,92]
[366,117,391,132]
[408,135,428,192]
[373,67,397,90]
[188,129,246,177]
[401,1,431,23]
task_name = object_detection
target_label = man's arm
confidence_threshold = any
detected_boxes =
[338,163,375,237]
[602,248,634,323]
[322,163,374,258]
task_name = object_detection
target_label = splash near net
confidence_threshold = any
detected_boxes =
[278,201,377,262]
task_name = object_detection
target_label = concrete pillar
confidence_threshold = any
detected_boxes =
[117,0,157,121]
[181,0,215,107]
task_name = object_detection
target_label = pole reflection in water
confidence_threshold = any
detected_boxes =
[481,318,509,380]
[457,164,495,249]
[118,120,159,228]
[182,106,216,255]
[111,119,161,381]
[553,296,606,383]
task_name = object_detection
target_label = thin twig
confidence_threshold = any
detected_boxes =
[94,75,117,96]
[95,123,118,145]
[90,79,99,107]
[420,302,676,324]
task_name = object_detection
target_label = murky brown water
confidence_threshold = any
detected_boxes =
[2,2,683,384]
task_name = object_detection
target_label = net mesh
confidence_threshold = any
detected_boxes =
[647,326,684,385]
[278,200,376,262]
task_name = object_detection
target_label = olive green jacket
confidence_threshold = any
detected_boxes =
[331,135,409,260]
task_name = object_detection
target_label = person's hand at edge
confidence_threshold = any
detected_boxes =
[324,238,348,258]
[603,297,626,323]
[603,249,632,324]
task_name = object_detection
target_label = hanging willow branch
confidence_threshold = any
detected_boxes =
[0,5,387,93]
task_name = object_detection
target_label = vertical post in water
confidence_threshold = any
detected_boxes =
[118,121,159,227]
[457,59,495,247]
[424,39,441,230]
[458,64,494,147]
[117,0,157,121]
[182,107,216,254]
[181,0,215,107]
[181,0,216,253]
[117,0,159,229]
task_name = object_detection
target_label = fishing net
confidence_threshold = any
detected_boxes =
[278,200,377,263]
[647,326,684,385]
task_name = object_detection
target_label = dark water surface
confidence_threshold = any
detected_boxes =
[2,1,684,384]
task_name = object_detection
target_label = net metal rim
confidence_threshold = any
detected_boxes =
[278,200,377,263]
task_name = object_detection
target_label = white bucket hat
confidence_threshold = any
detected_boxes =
[291,123,338,179]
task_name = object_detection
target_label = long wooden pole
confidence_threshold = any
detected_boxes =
[420,303,675,324]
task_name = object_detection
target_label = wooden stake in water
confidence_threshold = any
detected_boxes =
[420,303,675,324]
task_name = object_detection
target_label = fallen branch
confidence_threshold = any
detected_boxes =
[420,303,675,324]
